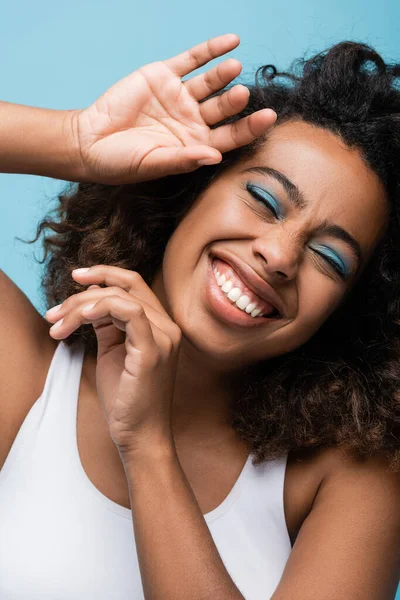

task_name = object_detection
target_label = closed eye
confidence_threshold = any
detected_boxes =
[310,246,348,279]
[242,181,350,281]
[244,182,281,219]
[243,182,349,279]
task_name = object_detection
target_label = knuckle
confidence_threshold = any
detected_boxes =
[217,93,226,115]
[187,47,199,67]
[231,119,240,144]
[108,285,123,296]
[226,88,236,109]
[206,38,218,60]
[95,294,117,308]
[131,302,144,315]
[203,71,214,93]
[108,294,122,303]
[129,270,143,284]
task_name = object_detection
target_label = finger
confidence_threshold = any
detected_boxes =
[71,266,169,318]
[209,108,277,153]
[45,289,105,322]
[134,145,223,177]
[199,84,250,126]
[47,285,179,342]
[45,286,127,323]
[164,33,240,78]
[81,296,157,356]
[184,57,242,101]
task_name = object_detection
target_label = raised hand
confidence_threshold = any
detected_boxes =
[72,33,277,185]
[45,265,182,455]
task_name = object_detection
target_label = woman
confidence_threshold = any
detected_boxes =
[0,33,399,599]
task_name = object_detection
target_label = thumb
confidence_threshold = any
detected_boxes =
[139,145,223,179]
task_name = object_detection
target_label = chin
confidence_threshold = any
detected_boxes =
[175,311,288,369]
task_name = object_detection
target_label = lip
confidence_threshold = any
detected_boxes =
[210,250,286,317]
[205,257,281,329]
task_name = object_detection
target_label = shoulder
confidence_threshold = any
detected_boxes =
[319,444,400,491]
[294,443,400,497]
[0,268,58,415]
[313,444,400,535]
[274,445,400,600]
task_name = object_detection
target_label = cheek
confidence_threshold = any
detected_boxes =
[297,273,343,339]
[274,268,343,357]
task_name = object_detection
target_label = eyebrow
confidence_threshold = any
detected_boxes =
[241,165,363,268]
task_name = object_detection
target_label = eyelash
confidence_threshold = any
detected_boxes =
[245,182,280,219]
[244,183,348,280]
[313,251,346,278]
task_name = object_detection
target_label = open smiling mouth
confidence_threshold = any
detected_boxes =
[205,256,282,329]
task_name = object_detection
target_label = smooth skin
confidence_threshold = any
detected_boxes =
[45,124,398,599]
[47,266,184,453]
[73,33,277,183]
[0,33,276,183]
[1,33,400,600]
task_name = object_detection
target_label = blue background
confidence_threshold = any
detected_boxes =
[1,1,399,596]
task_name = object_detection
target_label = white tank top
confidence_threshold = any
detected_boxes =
[0,339,292,599]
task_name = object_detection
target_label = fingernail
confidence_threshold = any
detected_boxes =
[197,158,219,166]
[46,303,62,316]
[73,267,90,274]
[50,318,64,332]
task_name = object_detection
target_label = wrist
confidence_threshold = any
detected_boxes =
[63,108,89,183]
[0,101,89,182]
[117,431,177,467]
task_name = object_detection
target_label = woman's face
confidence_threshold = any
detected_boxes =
[151,119,388,372]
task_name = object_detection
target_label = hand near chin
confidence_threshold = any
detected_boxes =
[45,265,181,459]
[70,33,277,185]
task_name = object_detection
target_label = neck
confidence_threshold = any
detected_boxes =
[171,335,241,447]
[148,266,245,448]
[82,334,242,451]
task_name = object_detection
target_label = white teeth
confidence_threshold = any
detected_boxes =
[227,287,242,302]
[212,264,264,318]
[245,302,257,314]
[236,294,251,310]
[221,280,234,293]
[217,274,226,286]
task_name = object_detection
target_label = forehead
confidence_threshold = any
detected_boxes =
[236,119,388,258]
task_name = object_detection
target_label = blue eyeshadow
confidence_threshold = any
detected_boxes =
[246,183,283,218]
[310,244,350,276]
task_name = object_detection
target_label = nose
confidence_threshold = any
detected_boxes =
[252,229,300,282]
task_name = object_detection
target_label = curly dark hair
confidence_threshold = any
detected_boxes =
[21,40,400,471]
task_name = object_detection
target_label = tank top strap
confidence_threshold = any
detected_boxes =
[250,451,289,506]
[37,339,86,443]
[233,450,290,534]
[0,338,86,486]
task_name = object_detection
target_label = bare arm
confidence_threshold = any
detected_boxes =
[271,448,400,600]
[0,100,85,182]
[122,442,245,600]
[121,441,400,600]
[0,35,277,188]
